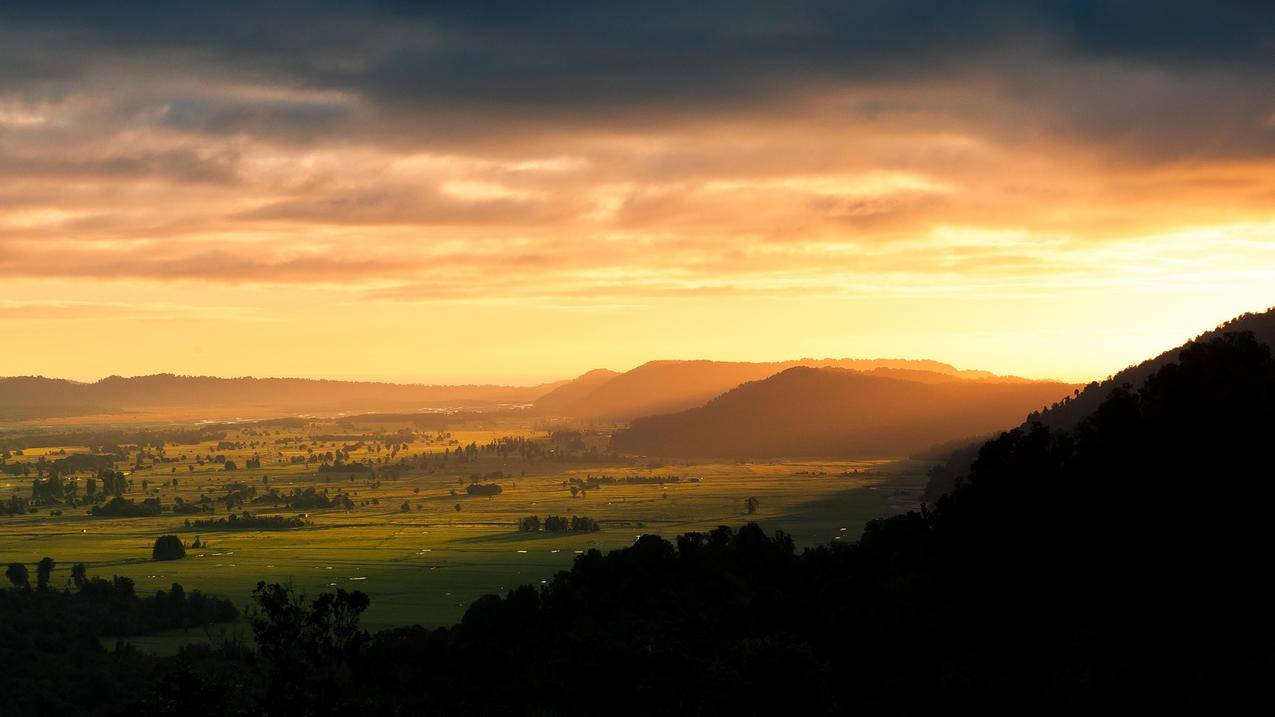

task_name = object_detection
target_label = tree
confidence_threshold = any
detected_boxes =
[5,562,29,589]
[745,496,760,514]
[70,563,87,589]
[36,557,54,591]
[152,535,187,561]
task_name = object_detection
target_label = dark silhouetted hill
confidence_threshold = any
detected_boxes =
[1030,306,1275,431]
[923,305,1275,501]
[609,367,1076,457]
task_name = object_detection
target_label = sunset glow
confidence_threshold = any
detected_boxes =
[2,4,1272,383]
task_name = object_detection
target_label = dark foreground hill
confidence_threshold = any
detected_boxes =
[609,367,1076,458]
[1031,306,1275,431]
[0,374,566,420]
[532,358,1047,422]
[923,305,1275,501]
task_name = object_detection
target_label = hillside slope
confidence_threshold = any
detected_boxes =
[922,305,1275,501]
[529,369,620,413]
[609,367,1076,458]
[1030,306,1275,430]
[544,358,1049,421]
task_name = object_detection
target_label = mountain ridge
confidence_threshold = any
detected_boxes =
[0,373,568,420]
[536,357,1060,421]
[609,366,1078,458]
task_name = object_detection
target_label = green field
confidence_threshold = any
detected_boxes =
[0,419,931,653]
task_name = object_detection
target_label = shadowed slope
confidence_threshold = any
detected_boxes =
[610,367,1076,458]
[529,369,620,413]
[1029,306,1275,431]
[924,306,1275,501]
[547,358,1053,422]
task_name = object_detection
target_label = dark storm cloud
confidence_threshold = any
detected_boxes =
[1,2,1270,153]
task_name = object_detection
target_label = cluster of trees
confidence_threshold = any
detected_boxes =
[544,515,599,532]
[0,495,29,516]
[90,496,163,517]
[1,556,238,716]
[222,481,258,508]
[317,459,373,474]
[171,496,213,514]
[465,483,502,497]
[566,473,684,491]
[3,559,238,635]
[29,473,74,504]
[283,487,354,510]
[517,515,601,532]
[184,511,308,531]
[96,469,128,497]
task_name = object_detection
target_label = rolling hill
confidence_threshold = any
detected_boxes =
[609,367,1077,458]
[0,374,567,421]
[528,369,620,413]
[535,358,1050,422]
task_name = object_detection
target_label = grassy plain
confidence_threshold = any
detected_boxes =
[0,418,931,652]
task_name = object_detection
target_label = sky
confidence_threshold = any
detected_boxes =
[1,2,1273,385]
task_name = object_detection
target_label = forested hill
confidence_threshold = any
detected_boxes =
[608,367,1075,458]
[923,306,1275,501]
[0,374,566,420]
[75,330,1269,715]
[1028,306,1275,431]
[535,357,1052,422]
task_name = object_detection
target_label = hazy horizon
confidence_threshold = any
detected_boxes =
[8,304,1267,387]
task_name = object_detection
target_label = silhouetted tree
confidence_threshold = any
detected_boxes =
[152,535,186,561]
[35,557,54,591]
[5,562,29,589]
[70,563,87,589]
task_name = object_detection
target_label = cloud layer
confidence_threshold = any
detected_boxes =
[1,2,1273,382]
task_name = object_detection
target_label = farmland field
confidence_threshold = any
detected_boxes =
[0,417,931,653]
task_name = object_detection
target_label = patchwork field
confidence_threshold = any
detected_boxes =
[0,418,931,652]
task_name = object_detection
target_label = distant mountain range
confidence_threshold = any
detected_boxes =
[0,374,567,420]
[3,357,1056,423]
[608,367,1077,458]
[533,358,1052,422]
